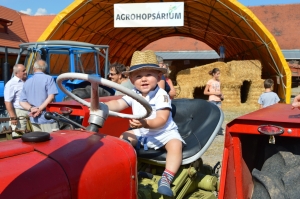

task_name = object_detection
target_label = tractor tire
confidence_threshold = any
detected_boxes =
[252,145,300,199]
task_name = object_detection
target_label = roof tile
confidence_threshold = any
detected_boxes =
[21,15,55,42]
[0,6,28,48]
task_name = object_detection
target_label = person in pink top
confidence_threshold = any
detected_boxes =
[204,68,223,109]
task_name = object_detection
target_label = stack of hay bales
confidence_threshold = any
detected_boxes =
[176,60,265,110]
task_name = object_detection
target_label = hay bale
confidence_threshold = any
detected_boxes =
[176,62,227,99]
[221,81,242,107]
[226,60,262,81]
[175,60,263,110]
[246,79,265,109]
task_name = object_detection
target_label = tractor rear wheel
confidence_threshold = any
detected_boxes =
[252,145,300,199]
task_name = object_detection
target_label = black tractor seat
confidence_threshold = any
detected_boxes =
[137,98,224,166]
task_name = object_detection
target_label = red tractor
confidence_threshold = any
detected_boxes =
[219,103,300,199]
[0,73,224,199]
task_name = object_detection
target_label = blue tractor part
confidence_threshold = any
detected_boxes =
[0,41,113,132]
[15,40,113,102]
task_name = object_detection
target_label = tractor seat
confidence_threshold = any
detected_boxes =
[136,99,224,166]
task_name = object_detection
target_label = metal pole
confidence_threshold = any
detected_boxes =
[3,46,10,85]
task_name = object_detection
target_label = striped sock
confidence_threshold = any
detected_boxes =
[160,169,174,188]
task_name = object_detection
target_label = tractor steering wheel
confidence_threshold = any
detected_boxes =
[56,73,152,119]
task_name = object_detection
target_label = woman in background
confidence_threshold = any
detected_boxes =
[156,56,176,99]
[204,68,223,109]
[162,63,176,99]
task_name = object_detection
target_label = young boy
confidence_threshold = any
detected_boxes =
[258,79,280,108]
[104,50,185,197]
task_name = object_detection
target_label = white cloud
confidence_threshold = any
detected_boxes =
[35,8,48,16]
[20,8,32,15]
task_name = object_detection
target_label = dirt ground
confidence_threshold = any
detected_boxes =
[201,105,257,168]
[201,86,300,170]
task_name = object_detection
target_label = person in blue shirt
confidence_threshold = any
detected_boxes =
[219,43,225,61]
[258,79,280,109]
[19,60,58,132]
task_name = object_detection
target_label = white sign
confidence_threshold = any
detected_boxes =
[114,2,184,28]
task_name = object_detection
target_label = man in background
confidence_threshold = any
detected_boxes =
[4,64,28,137]
[20,60,58,132]
[108,63,134,95]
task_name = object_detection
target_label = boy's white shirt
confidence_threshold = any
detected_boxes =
[122,85,178,136]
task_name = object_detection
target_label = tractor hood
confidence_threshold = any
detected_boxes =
[0,130,138,199]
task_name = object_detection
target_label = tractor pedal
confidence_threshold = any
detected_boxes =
[138,171,153,179]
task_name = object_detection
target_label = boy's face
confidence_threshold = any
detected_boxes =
[129,69,162,96]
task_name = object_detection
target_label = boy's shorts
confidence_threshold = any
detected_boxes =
[133,129,186,150]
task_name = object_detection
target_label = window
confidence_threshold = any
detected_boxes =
[0,18,13,33]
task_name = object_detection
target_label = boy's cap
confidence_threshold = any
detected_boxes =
[123,50,167,75]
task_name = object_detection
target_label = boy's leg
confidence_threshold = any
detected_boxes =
[120,130,138,146]
[165,139,183,173]
[158,139,183,197]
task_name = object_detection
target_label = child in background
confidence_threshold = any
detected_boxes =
[258,79,280,108]
[156,55,169,92]
[204,68,223,109]
[105,50,185,197]
[162,63,176,99]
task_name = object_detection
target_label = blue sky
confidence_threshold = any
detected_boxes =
[0,0,299,15]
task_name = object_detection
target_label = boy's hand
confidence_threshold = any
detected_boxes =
[129,119,146,129]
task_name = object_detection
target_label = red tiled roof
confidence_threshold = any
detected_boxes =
[21,15,55,42]
[145,4,300,51]
[144,37,213,51]
[250,4,300,49]
[0,6,28,48]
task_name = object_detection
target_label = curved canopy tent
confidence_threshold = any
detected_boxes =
[38,0,291,103]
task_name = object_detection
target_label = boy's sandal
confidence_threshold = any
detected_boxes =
[157,178,174,197]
